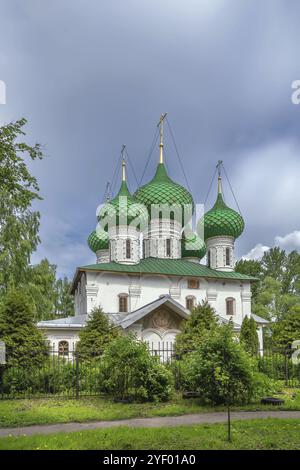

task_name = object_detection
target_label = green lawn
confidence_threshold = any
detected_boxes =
[0,419,300,450]
[0,390,299,428]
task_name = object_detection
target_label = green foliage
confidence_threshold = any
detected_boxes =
[100,335,174,402]
[180,324,255,405]
[175,300,218,355]
[272,308,300,349]
[54,277,74,318]
[76,307,120,361]
[0,118,43,292]
[240,316,259,356]
[0,288,48,367]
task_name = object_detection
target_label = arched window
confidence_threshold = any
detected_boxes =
[226,297,235,316]
[207,249,211,268]
[186,296,196,311]
[119,293,128,312]
[166,239,171,257]
[225,247,230,266]
[58,340,69,357]
[126,239,131,259]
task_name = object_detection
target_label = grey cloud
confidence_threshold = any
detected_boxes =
[0,0,300,276]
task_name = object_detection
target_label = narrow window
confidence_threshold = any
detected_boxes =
[186,296,195,311]
[166,238,171,257]
[119,294,128,312]
[226,298,235,315]
[126,239,131,259]
[207,249,211,268]
[225,247,230,266]
[58,340,69,357]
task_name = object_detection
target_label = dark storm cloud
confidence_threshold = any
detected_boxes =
[0,0,300,276]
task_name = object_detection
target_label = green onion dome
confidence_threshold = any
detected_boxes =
[88,229,109,253]
[181,232,206,260]
[134,163,194,222]
[200,186,244,241]
[98,181,149,229]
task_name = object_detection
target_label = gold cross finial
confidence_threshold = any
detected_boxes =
[157,113,167,164]
[121,145,126,181]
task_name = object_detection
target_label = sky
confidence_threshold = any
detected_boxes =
[0,0,300,278]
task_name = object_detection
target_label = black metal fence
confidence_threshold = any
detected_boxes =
[0,345,299,399]
[257,348,300,388]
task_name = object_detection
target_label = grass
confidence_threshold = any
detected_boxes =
[0,419,300,450]
[0,389,299,428]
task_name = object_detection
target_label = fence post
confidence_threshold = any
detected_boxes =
[75,351,80,399]
[285,350,289,387]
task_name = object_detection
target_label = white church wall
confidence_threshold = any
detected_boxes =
[41,329,80,353]
[83,271,252,327]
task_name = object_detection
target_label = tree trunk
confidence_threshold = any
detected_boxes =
[227,405,231,442]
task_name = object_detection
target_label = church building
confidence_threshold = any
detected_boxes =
[37,116,268,356]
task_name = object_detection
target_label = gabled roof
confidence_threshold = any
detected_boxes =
[71,257,257,293]
[119,295,190,329]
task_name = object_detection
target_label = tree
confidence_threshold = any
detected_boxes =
[240,316,259,356]
[175,301,218,355]
[76,307,120,361]
[0,288,48,367]
[25,259,57,321]
[183,324,255,441]
[235,259,262,301]
[272,307,300,350]
[261,247,286,281]
[0,118,43,292]
[54,277,74,318]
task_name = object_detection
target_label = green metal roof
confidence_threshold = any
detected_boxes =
[134,163,194,220]
[74,257,256,286]
[87,229,109,253]
[98,181,148,228]
[201,192,245,240]
[181,233,206,260]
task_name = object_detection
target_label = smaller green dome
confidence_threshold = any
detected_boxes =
[182,232,206,259]
[201,191,244,241]
[98,181,148,229]
[88,229,109,253]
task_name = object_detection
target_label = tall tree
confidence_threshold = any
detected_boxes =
[272,306,300,349]
[54,277,74,318]
[261,247,286,281]
[0,118,43,292]
[240,316,259,355]
[0,288,48,367]
[175,301,218,355]
[76,307,120,361]
[25,259,57,321]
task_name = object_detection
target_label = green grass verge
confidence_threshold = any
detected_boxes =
[0,419,300,450]
[0,390,299,428]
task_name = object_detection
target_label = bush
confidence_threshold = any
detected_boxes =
[99,334,174,402]
[179,324,256,406]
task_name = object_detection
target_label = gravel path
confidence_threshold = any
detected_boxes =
[1,411,300,437]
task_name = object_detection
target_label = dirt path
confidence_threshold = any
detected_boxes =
[1,410,300,437]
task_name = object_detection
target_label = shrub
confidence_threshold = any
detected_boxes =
[99,334,173,402]
[240,316,259,356]
[179,324,255,406]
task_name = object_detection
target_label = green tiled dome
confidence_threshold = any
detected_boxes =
[98,181,149,229]
[201,192,244,240]
[134,163,194,223]
[182,232,206,259]
[88,229,109,253]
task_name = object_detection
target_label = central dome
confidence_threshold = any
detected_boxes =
[134,163,194,221]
